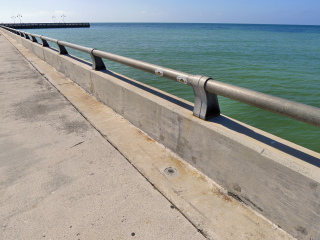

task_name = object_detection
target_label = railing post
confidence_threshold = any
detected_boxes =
[25,33,30,40]
[90,49,106,70]
[40,36,49,47]
[190,75,220,120]
[31,36,38,43]
[57,40,68,54]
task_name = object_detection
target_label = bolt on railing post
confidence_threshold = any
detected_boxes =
[190,75,220,120]
[57,40,68,54]
[90,49,106,70]
[40,36,49,47]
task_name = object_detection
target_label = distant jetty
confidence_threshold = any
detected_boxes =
[1,23,90,29]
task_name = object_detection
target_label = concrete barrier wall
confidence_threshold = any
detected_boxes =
[3,30,320,240]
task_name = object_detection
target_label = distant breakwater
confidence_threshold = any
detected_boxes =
[1,23,90,29]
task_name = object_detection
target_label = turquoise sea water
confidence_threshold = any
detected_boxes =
[25,23,320,153]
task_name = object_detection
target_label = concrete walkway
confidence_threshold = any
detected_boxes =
[0,33,205,239]
[1,31,298,240]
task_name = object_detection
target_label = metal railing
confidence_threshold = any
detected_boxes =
[1,25,320,127]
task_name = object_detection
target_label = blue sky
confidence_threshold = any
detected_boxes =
[1,0,320,25]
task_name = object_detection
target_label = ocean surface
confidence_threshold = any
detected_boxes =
[25,23,320,153]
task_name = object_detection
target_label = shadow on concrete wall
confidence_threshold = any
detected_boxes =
[209,116,320,167]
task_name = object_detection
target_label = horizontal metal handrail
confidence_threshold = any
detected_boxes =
[1,25,319,127]
[30,33,41,38]
[205,80,320,127]
[92,50,193,85]
[58,41,93,53]
[41,35,58,43]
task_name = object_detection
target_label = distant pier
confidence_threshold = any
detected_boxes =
[1,23,90,29]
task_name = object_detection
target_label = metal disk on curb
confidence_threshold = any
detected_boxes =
[164,167,177,176]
